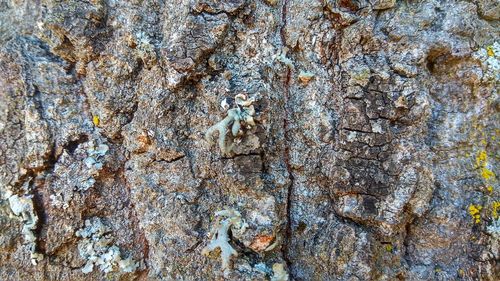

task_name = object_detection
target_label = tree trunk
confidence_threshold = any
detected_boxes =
[0,0,498,280]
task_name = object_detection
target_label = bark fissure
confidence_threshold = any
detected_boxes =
[279,0,295,277]
[1,0,498,280]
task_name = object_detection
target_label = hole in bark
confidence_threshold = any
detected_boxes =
[297,221,307,234]
[425,46,459,75]
[65,134,89,154]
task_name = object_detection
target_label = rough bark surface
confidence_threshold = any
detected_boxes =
[0,0,499,280]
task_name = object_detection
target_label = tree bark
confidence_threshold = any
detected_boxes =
[0,0,498,280]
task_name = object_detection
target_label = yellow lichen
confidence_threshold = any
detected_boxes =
[486,45,495,57]
[93,115,100,127]
[469,204,482,224]
[385,244,393,253]
[487,185,493,193]
[481,167,495,180]
[476,150,487,168]
[475,150,496,180]
[492,201,500,219]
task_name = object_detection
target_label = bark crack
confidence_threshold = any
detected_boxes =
[279,0,294,278]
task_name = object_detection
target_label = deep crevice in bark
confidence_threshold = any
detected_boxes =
[279,0,295,277]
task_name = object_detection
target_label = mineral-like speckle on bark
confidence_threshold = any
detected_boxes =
[0,0,498,280]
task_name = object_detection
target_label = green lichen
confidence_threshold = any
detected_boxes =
[202,209,248,273]
[205,94,256,155]
[276,52,294,69]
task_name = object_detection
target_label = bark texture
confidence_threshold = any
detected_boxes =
[0,0,499,280]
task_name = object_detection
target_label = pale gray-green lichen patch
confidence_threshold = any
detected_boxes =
[205,94,257,155]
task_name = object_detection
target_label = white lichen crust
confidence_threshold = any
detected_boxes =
[50,136,109,210]
[271,263,289,281]
[76,217,139,274]
[487,218,500,240]
[202,209,249,272]
[6,192,43,265]
[473,42,499,83]
[205,94,256,155]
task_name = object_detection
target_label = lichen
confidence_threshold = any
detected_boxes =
[276,51,294,69]
[93,115,100,127]
[474,150,496,194]
[50,137,109,209]
[84,141,109,172]
[271,263,289,281]
[76,217,139,274]
[473,42,499,83]
[468,204,482,224]
[385,244,394,253]
[202,209,248,272]
[205,94,256,155]
[486,217,500,240]
[481,167,495,180]
[7,192,43,265]
[298,70,315,85]
[134,32,157,67]
[492,201,500,219]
